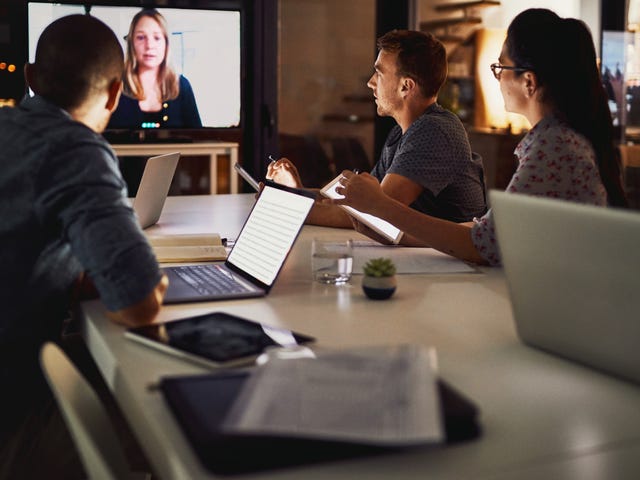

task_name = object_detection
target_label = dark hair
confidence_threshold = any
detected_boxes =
[32,14,124,110]
[506,8,626,207]
[377,30,447,98]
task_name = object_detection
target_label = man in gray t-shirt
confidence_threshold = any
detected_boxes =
[268,30,486,229]
[372,103,486,222]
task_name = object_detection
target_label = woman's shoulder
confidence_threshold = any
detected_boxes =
[525,116,594,159]
[178,74,193,89]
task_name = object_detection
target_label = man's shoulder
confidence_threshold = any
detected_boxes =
[2,98,112,165]
[407,104,463,137]
[402,105,468,151]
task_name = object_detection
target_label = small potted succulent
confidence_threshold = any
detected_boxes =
[362,257,397,300]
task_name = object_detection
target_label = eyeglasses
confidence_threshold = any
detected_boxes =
[490,63,528,80]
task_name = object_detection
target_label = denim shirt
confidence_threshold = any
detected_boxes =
[0,96,162,345]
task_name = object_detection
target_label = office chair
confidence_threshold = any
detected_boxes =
[39,342,150,480]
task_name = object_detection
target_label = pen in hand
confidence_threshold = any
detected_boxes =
[268,155,277,163]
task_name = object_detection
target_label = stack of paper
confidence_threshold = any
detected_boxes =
[222,344,444,446]
[352,242,477,274]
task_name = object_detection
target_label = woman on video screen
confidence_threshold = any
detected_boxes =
[109,8,202,129]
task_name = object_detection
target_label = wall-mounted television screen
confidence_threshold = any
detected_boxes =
[27,1,242,137]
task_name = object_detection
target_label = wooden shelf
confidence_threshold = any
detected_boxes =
[437,34,466,43]
[420,16,482,31]
[322,113,374,124]
[435,1,501,12]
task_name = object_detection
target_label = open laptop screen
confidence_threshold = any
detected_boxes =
[226,185,315,286]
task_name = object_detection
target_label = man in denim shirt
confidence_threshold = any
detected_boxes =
[0,15,167,477]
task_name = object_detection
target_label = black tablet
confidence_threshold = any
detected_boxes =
[125,311,315,368]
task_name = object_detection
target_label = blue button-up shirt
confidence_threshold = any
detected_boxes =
[0,96,162,345]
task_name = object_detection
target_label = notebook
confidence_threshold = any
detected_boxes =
[320,174,404,244]
[132,152,180,229]
[163,182,315,303]
[491,191,640,384]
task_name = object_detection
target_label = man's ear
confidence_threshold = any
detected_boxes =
[400,77,416,96]
[24,63,38,94]
[105,79,122,112]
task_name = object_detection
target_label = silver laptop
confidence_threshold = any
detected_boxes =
[491,190,640,384]
[132,152,180,229]
[163,182,315,303]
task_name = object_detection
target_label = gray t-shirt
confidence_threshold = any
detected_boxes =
[0,96,162,346]
[371,103,486,222]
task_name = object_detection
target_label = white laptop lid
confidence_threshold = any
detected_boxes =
[132,152,180,229]
[491,190,640,384]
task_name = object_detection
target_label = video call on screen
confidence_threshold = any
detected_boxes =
[28,3,241,129]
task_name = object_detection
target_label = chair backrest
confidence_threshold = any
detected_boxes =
[39,342,138,480]
[278,133,334,187]
[331,137,371,174]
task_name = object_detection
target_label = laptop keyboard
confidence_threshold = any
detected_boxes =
[172,265,253,295]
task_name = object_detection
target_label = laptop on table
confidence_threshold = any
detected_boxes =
[491,190,640,384]
[163,182,315,303]
[132,152,181,229]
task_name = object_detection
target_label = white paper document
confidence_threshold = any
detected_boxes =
[353,243,477,274]
[222,344,444,446]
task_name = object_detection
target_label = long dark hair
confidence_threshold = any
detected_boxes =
[506,8,627,207]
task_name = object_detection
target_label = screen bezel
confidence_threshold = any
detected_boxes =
[25,0,246,143]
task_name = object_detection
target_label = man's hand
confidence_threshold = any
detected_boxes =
[266,157,304,188]
[107,274,169,328]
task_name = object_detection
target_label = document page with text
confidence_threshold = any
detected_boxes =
[223,344,444,446]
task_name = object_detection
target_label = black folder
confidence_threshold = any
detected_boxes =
[159,371,481,475]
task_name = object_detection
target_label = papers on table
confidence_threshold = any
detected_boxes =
[145,232,227,263]
[222,344,444,447]
[352,242,478,274]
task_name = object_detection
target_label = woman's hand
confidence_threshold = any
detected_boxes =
[331,170,387,214]
[266,157,304,188]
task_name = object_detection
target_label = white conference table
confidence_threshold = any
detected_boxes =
[81,194,640,480]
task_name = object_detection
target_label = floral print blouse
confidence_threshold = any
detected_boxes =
[471,115,608,266]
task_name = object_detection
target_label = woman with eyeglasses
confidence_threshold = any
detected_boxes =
[330,8,627,266]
